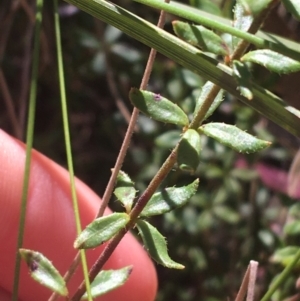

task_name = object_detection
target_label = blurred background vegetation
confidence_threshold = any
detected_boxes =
[1,0,300,300]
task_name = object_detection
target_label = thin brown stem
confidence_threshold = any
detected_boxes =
[247,261,258,301]
[94,19,136,128]
[97,0,169,218]
[234,261,258,301]
[19,0,35,23]
[0,69,22,138]
[48,253,81,301]
[0,0,19,64]
[97,107,140,218]
[189,84,221,129]
[235,263,250,301]
[230,0,280,61]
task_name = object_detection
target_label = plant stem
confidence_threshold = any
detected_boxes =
[11,0,43,299]
[190,84,221,129]
[247,261,258,301]
[71,3,170,300]
[235,263,250,301]
[0,69,22,138]
[97,4,168,218]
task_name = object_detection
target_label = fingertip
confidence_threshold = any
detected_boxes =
[0,130,157,301]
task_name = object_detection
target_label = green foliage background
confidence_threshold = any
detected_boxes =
[2,0,300,300]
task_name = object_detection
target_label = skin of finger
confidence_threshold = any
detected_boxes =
[0,130,157,301]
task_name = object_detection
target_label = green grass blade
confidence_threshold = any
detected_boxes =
[12,0,44,300]
[53,0,92,300]
[64,0,300,137]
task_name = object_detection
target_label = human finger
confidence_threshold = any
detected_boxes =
[0,129,157,301]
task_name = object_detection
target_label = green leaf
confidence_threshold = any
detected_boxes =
[82,266,132,299]
[155,130,181,149]
[177,130,201,172]
[114,170,136,212]
[242,50,300,74]
[187,247,207,270]
[204,165,224,179]
[271,246,300,268]
[193,81,224,121]
[239,0,274,17]
[129,88,189,126]
[197,210,214,230]
[74,213,129,249]
[288,203,300,219]
[284,220,300,236]
[232,60,253,100]
[19,249,68,296]
[230,168,258,181]
[199,122,271,154]
[213,205,240,224]
[282,0,300,21]
[232,3,253,49]
[137,220,184,269]
[140,179,199,217]
[258,229,275,247]
[172,21,228,56]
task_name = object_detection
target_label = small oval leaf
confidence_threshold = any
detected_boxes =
[242,49,300,74]
[155,130,181,149]
[74,213,129,249]
[199,123,271,154]
[129,88,189,126]
[232,3,253,49]
[19,249,68,296]
[177,130,201,172]
[140,179,199,217]
[137,220,184,269]
[114,170,136,212]
[213,205,240,224]
[172,21,228,56]
[82,266,132,299]
[193,81,224,121]
[288,203,300,219]
[284,220,300,236]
